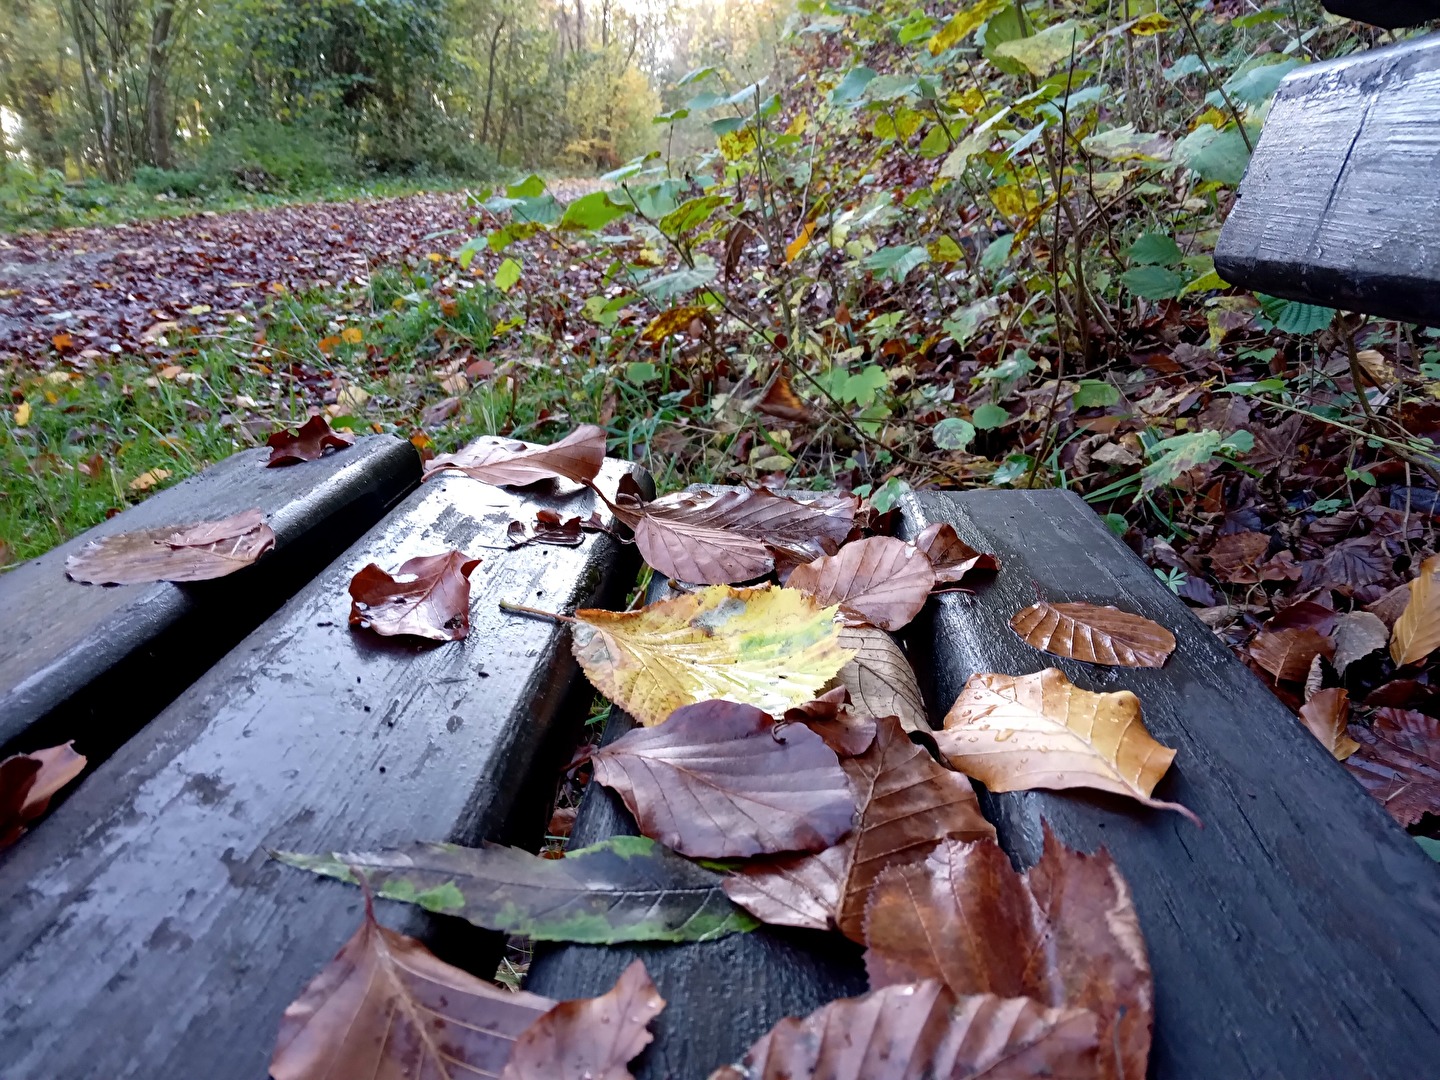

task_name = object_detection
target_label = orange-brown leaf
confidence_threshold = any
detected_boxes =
[912,522,999,585]
[1010,601,1176,668]
[590,700,856,858]
[501,959,664,1080]
[707,980,1098,1080]
[863,831,1150,1080]
[65,509,276,585]
[722,714,994,939]
[424,425,607,487]
[756,374,813,423]
[348,550,481,641]
[788,536,936,631]
[1249,627,1334,682]
[1298,688,1358,761]
[270,897,556,1080]
[266,414,355,466]
[936,668,1196,824]
[1390,554,1440,667]
[0,742,87,849]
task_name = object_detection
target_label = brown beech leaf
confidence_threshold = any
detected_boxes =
[590,700,855,859]
[348,550,481,641]
[0,742,87,849]
[501,959,664,1080]
[722,714,994,939]
[65,508,276,585]
[611,487,857,585]
[756,374,814,424]
[1207,531,1270,583]
[835,626,930,735]
[1010,601,1176,668]
[1346,708,1440,826]
[266,414,355,467]
[707,980,1098,1080]
[1331,610,1389,674]
[936,668,1197,825]
[270,893,557,1080]
[912,522,1000,585]
[423,424,607,487]
[1298,688,1358,761]
[787,536,936,631]
[1249,627,1334,682]
[1390,554,1440,667]
[863,830,1150,1080]
[784,688,876,757]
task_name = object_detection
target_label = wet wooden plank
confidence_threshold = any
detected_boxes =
[522,576,868,1080]
[1215,34,1440,326]
[0,462,646,1080]
[0,437,420,761]
[897,487,1440,1080]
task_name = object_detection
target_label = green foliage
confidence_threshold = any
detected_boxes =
[933,418,976,451]
[1256,294,1335,335]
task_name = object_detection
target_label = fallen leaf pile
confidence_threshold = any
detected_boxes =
[263,423,1203,1077]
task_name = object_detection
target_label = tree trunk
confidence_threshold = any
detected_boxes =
[143,0,177,169]
[480,17,505,144]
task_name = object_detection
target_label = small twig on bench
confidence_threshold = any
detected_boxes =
[499,600,574,622]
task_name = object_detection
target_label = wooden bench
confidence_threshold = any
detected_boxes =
[0,460,646,1079]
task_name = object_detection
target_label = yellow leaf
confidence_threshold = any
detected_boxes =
[1128,12,1172,35]
[1390,554,1440,666]
[990,184,1029,218]
[128,467,171,492]
[337,384,370,412]
[785,110,809,137]
[936,667,1198,824]
[570,585,854,727]
[426,252,444,263]
[14,401,31,426]
[928,0,1010,55]
[641,306,709,344]
[317,335,342,355]
[785,222,818,264]
[186,304,212,315]
[341,327,364,345]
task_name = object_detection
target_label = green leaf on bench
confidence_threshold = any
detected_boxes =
[275,835,759,944]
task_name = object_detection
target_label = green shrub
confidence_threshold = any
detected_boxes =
[132,167,213,199]
[197,119,353,193]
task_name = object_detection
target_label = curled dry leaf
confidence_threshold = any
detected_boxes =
[1345,708,1440,826]
[756,373,813,423]
[1389,554,1440,667]
[570,585,853,727]
[1298,688,1358,761]
[591,700,855,859]
[507,509,591,548]
[708,980,1097,1080]
[1249,627,1334,683]
[269,893,557,1080]
[610,487,857,586]
[936,668,1197,825]
[348,550,481,641]
[266,414,355,467]
[1331,611,1389,674]
[912,522,1000,585]
[424,424,607,487]
[65,508,276,585]
[0,742,87,849]
[834,626,930,735]
[787,535,936,631]
[1010,601,1176,668]
[501,959,664,1080]
[276,835,756,945]
[862,830,1151,1080]
[722,714,994,940]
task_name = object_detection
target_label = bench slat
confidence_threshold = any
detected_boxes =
[898,488,1440,1079]
[1215,35,1440,326]
[0,464,643,1080]
[0,437,419,760]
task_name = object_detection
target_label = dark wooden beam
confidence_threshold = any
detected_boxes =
[0,463,645,1080]
[0,437,419,762]
[1215,34,1440,326]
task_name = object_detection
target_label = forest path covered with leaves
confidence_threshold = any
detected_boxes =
[0,179,605,361]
